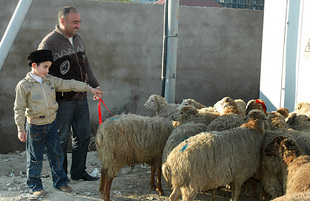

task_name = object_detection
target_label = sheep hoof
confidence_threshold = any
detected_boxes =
[157,188,165,196]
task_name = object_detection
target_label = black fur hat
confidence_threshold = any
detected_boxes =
[27,50,53,66]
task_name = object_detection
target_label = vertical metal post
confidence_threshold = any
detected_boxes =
[161,0,179,103]
[0,0,33,71]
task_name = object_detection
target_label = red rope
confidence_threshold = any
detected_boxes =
[98,98,113,124]
[256,99,266,114]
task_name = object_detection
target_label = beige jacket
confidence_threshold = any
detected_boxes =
[14,72,92,132]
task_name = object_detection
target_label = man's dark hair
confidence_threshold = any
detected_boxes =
[58,6,78,21]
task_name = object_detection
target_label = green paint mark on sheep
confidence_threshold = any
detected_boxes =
[110,117,120,121]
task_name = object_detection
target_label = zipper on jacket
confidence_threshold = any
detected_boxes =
[41,83,50,123]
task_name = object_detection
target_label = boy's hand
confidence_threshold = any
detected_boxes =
[91,88,104,100]
[18,131,26,142]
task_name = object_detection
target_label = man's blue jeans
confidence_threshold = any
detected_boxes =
[56,98,91,179]
[26,120,68,192]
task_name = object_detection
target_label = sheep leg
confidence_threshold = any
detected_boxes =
[100,170,114,201]
[180,186,198,201]
[169,187,182,201]
[99,168,106,195]
[150,166,156,191]
[231,182,242,201]
[210,188,216,201]
[156,167,164,195]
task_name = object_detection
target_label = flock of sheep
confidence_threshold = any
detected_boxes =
[95,94,310,201]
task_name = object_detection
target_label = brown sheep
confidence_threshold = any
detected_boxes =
[265,136,310,195]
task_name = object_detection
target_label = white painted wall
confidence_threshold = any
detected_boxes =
[260,0,310,112]
[296,0,310,104]
[259,0,288,112]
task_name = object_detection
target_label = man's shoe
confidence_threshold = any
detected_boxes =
[58,184,72,192]
[80,173,99,181]
[33,189,47,197]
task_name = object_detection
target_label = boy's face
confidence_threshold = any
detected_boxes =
[32,61,52,78]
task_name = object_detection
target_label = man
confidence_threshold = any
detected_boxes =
[38,6,100,181]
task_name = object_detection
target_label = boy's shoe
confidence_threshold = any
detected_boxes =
[58,184,72,192]
[33,189,47,197]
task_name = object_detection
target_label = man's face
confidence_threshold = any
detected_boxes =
[62,11,81,38]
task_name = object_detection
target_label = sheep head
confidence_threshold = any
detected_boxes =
[173,105,198,123]
[242,109,267,134]
[276,107,290,118]
[295,102,310,114]
[286,113,310,131]
[177,98,195,110]
[267,111,289,130]
[265,136,304,164]
[214,97,240,115]
[144,94,168,111]
[246,99,267,115]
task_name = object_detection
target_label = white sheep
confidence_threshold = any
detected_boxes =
[144,94,179,120]
[294,101,310,117]
[162,122,207,164]
[95,113,174,201]
[213,96,242,116]
[172,105,220,125]
[271,192,310,201]
[206,114,245,132]
[178,98,207,110]
[265,136,310,195]
[235,99,247,117]
[162,109,267,201]
[286,113,310,132]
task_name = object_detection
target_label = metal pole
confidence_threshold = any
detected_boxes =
[0,0,33,71]
[162,0,179,103]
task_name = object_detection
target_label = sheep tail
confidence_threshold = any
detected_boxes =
[162,163,171,183]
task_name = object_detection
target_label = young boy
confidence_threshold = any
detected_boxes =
[13,50,103,197]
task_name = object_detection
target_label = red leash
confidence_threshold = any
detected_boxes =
[98,98,113,124]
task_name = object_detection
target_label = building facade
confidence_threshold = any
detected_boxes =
[213,0,264,10]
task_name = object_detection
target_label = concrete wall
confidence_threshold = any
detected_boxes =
[0,0,263,153]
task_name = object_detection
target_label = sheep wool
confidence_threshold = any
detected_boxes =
[286,113,310,132]
[261,130,310,199]
[162,109,266,201]
[162,122,207,163]
[271,192,310,201]
[206,114,245,132]
[294,101,310,117]
[95,113,174,201]
[178,98,207,110]
[265,136,310,195]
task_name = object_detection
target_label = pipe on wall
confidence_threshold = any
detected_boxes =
[0,0,33,71]
[161,0,179,103]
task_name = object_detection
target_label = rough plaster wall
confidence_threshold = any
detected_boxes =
[0,0,263,153]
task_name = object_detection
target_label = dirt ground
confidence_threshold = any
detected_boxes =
[0,151,262,201]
